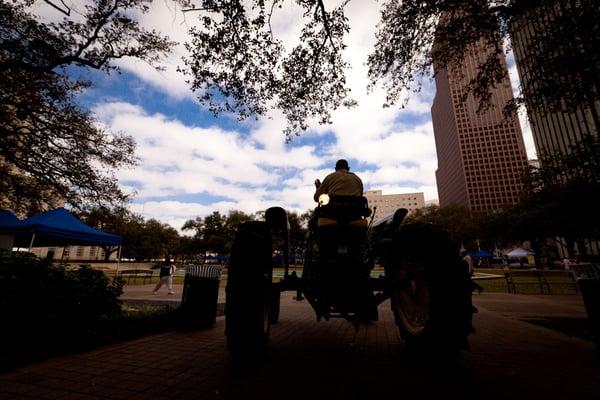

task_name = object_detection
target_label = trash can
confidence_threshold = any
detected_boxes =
[179,264,223,329]
[572,264,600,356]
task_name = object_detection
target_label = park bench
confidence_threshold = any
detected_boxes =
[504,270,578,294]
[117,269,154,284]
[571,264,600,281]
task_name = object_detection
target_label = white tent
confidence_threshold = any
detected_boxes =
[506,247,534,258]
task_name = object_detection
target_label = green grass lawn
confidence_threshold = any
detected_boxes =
[104,266,579,295]
[474,268,580,294]
[105,266,308,287]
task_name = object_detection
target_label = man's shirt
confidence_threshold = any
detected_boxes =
[313,169,364,202]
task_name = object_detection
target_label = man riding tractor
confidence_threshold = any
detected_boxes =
[310,159,375,322]
[225,159,475,360]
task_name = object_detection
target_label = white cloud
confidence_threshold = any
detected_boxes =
[94,101,326,227]
[89,1,443,229]
[31,0,550,232]
[32,0,442,231]
[113,1,193,101]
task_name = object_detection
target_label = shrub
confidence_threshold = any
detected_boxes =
[0,251,124,367]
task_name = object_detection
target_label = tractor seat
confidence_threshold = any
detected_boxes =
[317,217,368,230]
[318,195,371,221]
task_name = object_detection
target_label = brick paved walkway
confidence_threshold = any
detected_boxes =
[1,293,599,400]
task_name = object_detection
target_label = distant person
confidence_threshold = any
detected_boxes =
[313,159,363,202]
[461,250,482,294]
[153,256,176,295]
[461,251,474,275]
[562,257,572,271]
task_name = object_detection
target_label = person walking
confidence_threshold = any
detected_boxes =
[153,256,176,295]
[461,250,474,275]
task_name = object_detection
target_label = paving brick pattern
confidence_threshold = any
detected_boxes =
[1,293,599,400]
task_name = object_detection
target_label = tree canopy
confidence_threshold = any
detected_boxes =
[411,134,600,257]
[287,210,311,253]
[181,208,310,254]
[0,0,174,214]
[179,0,600,138]
[82,206,181,260]
[182,210,255,253]
[478,135,600,257]
[404,204,478,245]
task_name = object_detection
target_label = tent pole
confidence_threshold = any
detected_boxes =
[115,246,121,275]
[28,233,36,252]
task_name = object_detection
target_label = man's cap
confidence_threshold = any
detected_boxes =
[335,159,349,170]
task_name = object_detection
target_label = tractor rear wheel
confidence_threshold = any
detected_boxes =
[388,223,473,358]
[225,222,273,359]
[269,284,281,324]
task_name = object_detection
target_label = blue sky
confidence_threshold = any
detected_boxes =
[45,1,536,230]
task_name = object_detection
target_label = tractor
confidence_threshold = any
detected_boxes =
[225,194,475,359]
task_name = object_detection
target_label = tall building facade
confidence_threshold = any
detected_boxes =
[431,40,529,212]
[364,190,424,222]
[510,1,600,158]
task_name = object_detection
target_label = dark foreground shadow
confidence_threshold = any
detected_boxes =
[220,317,504,400]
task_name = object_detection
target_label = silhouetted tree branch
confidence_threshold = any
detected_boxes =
[180,0,599,137]
[1,0,175,215]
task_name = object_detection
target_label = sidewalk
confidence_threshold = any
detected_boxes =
[1,292,598,400]
[119,284,226,306]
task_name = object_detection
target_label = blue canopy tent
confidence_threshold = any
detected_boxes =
[469,250,494,258]
[0,211,21,234]
[0,210,20,227]
[0,208,122,248]
[0,211,22,250]
[216,254,229,262]
[0,208,122,269]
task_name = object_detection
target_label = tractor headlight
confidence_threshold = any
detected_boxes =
[318,194,330,206]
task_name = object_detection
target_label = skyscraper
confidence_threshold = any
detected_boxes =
[431,40,529,212]
[510,0,600,158]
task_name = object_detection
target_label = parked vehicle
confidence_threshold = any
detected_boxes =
[225,196,475,359]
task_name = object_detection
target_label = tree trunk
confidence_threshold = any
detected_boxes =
[577,239,588,256]
[531,237,543,267]
[565,237,576,258]
[102,245,117,261]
